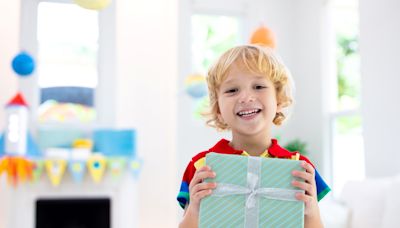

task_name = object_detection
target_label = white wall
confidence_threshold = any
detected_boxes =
[279,0,329,173]
[0,0,20,132]
[360,0,400,177]
[0,1,20,226]
[114,0,178,227]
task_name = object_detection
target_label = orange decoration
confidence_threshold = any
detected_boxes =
[250,25,276,49]
[0,156,34,186]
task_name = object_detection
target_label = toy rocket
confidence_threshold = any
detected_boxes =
[4,92,28,156]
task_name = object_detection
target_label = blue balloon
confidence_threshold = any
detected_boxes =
[12,52,35,76]
[186,83,208,98]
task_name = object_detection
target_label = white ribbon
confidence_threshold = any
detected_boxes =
[210,157,303,227]
[212,183,302,207]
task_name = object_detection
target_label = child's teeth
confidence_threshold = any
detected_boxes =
[239,109,258,116]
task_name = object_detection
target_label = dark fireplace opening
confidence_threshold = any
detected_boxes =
[35,198,111,228]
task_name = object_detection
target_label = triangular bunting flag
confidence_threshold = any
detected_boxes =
[69,160,86,183]
[45,159,66,187]
[108,157,127,180]
[31,159,44,183]
[129,158,142,179]
[87,154,106,183]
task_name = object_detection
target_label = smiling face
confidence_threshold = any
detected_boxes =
[217,64,281,138]
[206,45,293,131]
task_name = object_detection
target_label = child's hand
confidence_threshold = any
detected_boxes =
[187,165,217,215]
[180,166,217,227]
[291,161,323,227]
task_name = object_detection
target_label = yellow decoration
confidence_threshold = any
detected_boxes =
[129,159,142,178]
[87,154,107,183]
[45,159,67,187]
[72,139,93,149]
[74,0,111,10]
[250,25,276,49]
[130,160,140,170]
[0,156,33,186]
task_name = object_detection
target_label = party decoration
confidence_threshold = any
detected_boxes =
[69,160,87,183]
[73,139,93,149]
[129,158,142,179]
[26,134,42,157]
[1,121,140,186]
[0,156,34,186]
[87,154,107,183]
[108,157,127,180]
[45,159,67,186]
[0,134,3,157]
[74,0,111,10]
[93,129,136,157]
[37,128,86,149]
[250,25,276,49]
[11,52,35,76]
[38,100,96,123]
[185,74,208,99]
[31,160,44,183]
[4,93,28,156]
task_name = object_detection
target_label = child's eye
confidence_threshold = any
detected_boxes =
[254,85,267,90]
[225,88,238,94]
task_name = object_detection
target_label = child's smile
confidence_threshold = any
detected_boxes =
[236,108,262,121]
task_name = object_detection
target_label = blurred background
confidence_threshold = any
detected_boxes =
[0,0,399,227]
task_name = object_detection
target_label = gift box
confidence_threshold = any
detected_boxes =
[199,153,305,228]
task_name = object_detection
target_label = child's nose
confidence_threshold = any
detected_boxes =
[238,90,255,103]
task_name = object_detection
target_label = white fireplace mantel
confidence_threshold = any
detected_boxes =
[0,173,138,228]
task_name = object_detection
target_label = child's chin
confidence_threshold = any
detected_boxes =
[235,126,263,135]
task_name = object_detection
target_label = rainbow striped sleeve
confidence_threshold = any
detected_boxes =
[177,160,196,209]
[315,169,331,201]
[177,181,190,209]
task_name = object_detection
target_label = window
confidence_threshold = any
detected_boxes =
[191,15,241,75]
[37,2,98,124]
[330,0,364,196]
[19,0,116,128]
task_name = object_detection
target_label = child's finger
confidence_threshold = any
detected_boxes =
[193,170,216,183]
[292,180,315,196]
[197,165,212,172]
[292,170,313,183]
[189,168,216,188]
[295,192,313,204]
[191,182,217,195]
[301,162,315,176]
[193,189,214,201]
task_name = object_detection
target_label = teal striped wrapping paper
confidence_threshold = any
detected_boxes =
[199,153,305,228]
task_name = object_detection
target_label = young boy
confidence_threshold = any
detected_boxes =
[177,45,330,228]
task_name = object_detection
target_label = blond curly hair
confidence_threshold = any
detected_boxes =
[204,44,294,131]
